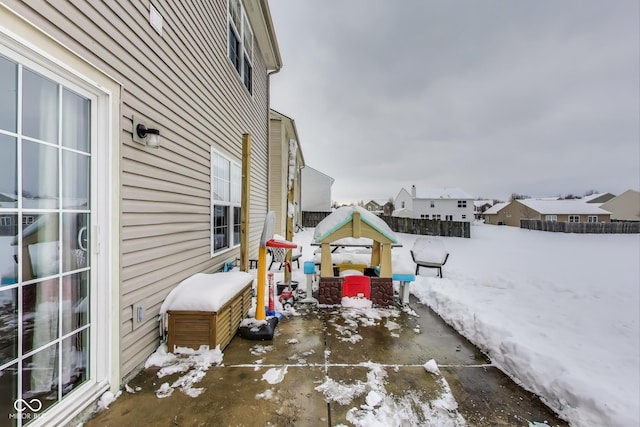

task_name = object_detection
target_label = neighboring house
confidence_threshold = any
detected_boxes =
[484,199,611,226]
[482,202,511,225]
[301,166,334,212]
[474,199,494,220]
[393,185,474,222]
[269,109,305,236]
[382,201,395,216]
[0,1,281,425]
[599,190,640,222]
[364,200,384,214]
[582,192,615,204]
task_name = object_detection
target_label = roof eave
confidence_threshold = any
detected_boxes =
[243,0,282,71]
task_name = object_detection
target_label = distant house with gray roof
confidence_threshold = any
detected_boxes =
[364,200,383,213]
[582,193,615,204]
[484,199,611,226]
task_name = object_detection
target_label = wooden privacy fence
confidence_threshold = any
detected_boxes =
[520,219,640,234]
[302,211,470,238]
[380,216,470,238]
[302,211,332,227]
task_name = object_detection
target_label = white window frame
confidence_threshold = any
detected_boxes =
[587,216,598,223]
[211,148,241,256]
[545,215,557,222]
[227,0,254,94]
[0,32,114,427]
[457,200,467,208]
[569,215,580,223]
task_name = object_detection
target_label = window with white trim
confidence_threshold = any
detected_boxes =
[211,149,241,254]
[445,215,453,221]
[545,215,557,221]
[227,0,253,93]
[457,200,467,208]
[569,215,580,223]
[587,216,598,223]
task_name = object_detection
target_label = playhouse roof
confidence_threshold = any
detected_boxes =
[313,206,398,244]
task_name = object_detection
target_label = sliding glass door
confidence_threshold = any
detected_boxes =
[0,54,94,426]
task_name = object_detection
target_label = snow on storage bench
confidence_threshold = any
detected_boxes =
[160,272,253,352]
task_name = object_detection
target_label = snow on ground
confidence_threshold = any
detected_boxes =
[315,360,466,427]
[292,224,640,427]
[144,343,224,398]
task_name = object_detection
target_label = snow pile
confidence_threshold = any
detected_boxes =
[124,383,141,394]
[261,366,288,384]
[95,390,122,412]
[411,237,448,265]
[404,225,640,427]
[423,359,439,374]
[159,272,252,313]
[341,296,373,309]
[145,344,224,399]
[315,361,467,427]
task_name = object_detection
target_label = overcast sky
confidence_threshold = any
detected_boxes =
[268,0,639,203]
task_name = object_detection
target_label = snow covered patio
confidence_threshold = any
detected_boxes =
[83,224,638,426]
[85,301,566,426]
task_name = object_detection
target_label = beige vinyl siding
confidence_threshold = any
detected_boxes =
[10,1,271,379]
[600,190,640,221]
[269,117,287,235]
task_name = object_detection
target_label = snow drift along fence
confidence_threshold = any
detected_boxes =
[520,219,640,234]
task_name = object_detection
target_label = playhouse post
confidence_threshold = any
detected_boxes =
[371,241,381,269]
[255,246,267,321]
[320,243,333,277]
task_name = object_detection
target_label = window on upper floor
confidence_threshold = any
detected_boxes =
[430,201,435,208]
[457,200,467,208]
[211,149,242,254]
[227,0,253,94]
[401,201,405,208]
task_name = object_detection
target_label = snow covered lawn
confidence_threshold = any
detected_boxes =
[293,224,639,427]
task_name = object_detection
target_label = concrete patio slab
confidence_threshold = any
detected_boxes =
[442,366,568,426]
[323,302,488,366]
[84,297,569,427]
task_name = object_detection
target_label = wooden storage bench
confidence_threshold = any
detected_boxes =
[160,272,253,352]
